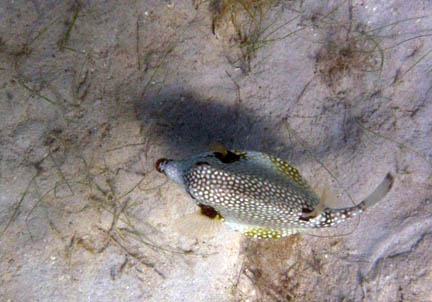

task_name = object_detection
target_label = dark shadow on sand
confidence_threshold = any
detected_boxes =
[134,87,364,165]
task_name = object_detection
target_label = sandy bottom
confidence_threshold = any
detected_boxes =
[1,0,431,301]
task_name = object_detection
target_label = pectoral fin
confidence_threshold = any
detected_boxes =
[174,204,223,238]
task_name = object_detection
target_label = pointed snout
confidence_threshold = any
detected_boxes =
[154,158,185,187]
[155,158,172,174]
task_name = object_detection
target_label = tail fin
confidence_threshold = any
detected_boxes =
[359,173,394,210]
[309,173,394,228]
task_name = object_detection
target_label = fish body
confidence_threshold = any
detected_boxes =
[156,148,393,239]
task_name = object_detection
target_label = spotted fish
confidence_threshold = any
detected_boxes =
[155,145,393,239]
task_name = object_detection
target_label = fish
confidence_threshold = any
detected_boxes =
[155,144,393,239]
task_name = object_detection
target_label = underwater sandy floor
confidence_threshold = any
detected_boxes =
[1,0,431,301]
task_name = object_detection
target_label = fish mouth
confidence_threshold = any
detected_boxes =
[155,158,171,174]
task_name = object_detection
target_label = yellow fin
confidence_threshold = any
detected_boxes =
[243,228,299,239]
[268,155,305,183]
[174,212,223,239]
[224,221,301,239]
[209,143,228,156]
[267,155,319,200]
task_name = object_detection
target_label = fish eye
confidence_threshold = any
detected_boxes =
[155,158,171,173]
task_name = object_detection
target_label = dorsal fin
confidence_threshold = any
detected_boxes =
[302,186,331,219]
